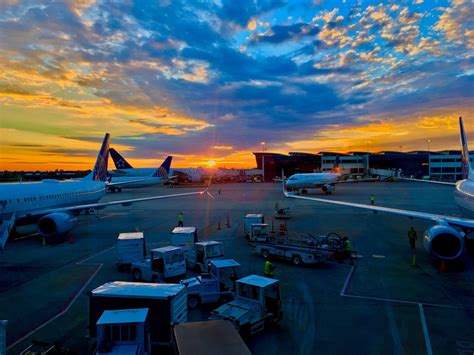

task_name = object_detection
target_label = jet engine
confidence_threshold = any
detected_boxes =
[322,184,335,194]
[37,212,78,237]
[423,224,464,260]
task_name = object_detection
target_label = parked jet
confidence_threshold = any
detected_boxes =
[108,156,173,192]
[0,134,207,249]
[285,156,361,194]
[108,148,218,183]
[284,117,473,261]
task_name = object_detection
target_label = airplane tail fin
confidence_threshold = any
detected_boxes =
[91,133,110,181]
[333,155,340,169]
[459,116,473,180]
[153,156,172,178]
[110,148,133,169]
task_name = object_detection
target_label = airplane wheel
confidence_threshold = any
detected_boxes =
[132,268,142,281]
[292,255,302,265]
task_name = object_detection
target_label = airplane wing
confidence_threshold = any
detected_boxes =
[29,189,207,217]
[283,190,474,229]
[396,177,456,186]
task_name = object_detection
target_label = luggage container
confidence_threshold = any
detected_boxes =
[116,232,145,271]
[89,282,187,347]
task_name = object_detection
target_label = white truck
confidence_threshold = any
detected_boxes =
[253,236,334,265]
[131,246,186,282]
[248,223,270,243]
[89,282,187,349]
[116,232,145,271]
[243,214,264,240]
[95,308,151,355]
[210,275,283,337]
[185,241,224,272]
[170,227,198,251]
[180,259,241,308]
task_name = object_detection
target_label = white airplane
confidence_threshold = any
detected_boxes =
[108,148,221,182]
[0,133,207,248]
[284,116,474,262]
[107,156,173,192]
[285,156,369,194]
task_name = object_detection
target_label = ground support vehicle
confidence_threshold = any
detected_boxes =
[244,214,264,239]
[131,246,186,282]
[172,320,250,355]
[180,259,241,308]
[247,223,270,243]
[185,241,224,272]
[170,227,197,251]
[253,238,333,265]
[252,232,352,265]
[95,308,151,355]
[210,275,282,337]
[116,232,145,271]
[89,282,187,348]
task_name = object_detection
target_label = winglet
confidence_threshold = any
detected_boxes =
[91,133,110,181]
[110,148,133,169]
[459,117,472,180]
[153,156,172,178]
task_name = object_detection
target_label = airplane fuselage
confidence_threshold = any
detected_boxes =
[0,180,106,220]
[108,176,165,189]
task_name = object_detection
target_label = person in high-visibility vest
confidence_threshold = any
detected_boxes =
[370,194,375,205]
[344,237,354,265]
[408,227,417,250]
[178,212,184,227]
[264,259,275,278]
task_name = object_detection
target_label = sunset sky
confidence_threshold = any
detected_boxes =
[0,0,473,170]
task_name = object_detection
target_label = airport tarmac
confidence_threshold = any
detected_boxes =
[1,181,474,354]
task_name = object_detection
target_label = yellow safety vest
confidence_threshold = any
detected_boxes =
[345,240,351,251]
[264,261,274,276]
[178,214,183,222]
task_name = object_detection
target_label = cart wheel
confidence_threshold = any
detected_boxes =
[188,296,200,309]
[292,255,302,265]
[262,249,269,258]
[132,268,142,281]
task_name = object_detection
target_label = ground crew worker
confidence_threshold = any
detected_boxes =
[344,237,354,265]
[370,194,375,205]
[408,227,417,250]
[264,259,275,278]
[178,212,184,227]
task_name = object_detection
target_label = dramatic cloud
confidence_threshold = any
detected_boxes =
[0,0,473,170]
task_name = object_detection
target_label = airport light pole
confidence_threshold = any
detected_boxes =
[260,140,266,182]
[426,139,431,153]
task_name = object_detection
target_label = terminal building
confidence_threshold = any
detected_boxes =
[253,150,473,182]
